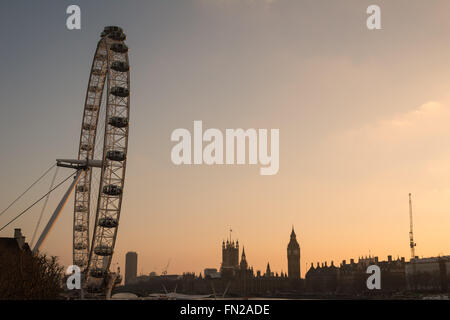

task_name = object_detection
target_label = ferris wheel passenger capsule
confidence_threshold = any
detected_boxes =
[94,245,113,256]
[74,224,87,232]
[103,26,123,35]
[83,123,95,130]
[76,185,88,192]
[85,104,99,111]
[111,61,130,72]
[74,242,87,250]
[103,185,123,196]
[90,268,108,278]
[80,144,93,151]
[110,43,128,53]
[106,150,126,162]
[99,217,119,228]
[110,86,130,97]
[108,117,128,128]
[108,31,126,41]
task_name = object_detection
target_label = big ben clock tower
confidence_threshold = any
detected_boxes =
[287,226,300,279]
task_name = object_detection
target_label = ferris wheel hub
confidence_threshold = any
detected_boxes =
[56,159,103,169]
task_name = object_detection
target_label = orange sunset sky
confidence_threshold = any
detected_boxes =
[1,0,450,278]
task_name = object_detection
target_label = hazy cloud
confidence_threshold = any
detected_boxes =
[338,101,450,145]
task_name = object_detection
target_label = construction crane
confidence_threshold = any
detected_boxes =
[409,193,417,261]
[162,259,171,276]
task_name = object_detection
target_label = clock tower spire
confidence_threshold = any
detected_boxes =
[287,226,301,279]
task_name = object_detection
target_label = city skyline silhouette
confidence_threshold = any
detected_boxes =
[1,1,450,280]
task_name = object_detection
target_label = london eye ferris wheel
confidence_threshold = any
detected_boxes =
[71,26,130,290]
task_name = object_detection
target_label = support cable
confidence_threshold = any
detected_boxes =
[0,170,77,233]
[0,163,56,218]
[30,166,60,247]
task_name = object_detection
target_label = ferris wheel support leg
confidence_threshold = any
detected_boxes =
[105,273,118,300]
[33,170,83,254]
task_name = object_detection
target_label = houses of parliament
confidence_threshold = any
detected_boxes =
[178,227,305,296]
[219,227,301,280]
[121,227,303,297]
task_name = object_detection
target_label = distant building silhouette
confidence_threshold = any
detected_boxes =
[405,256,450,292]
[121,229,305,296]
[125,251,138,285]
[237,247,254,279]
[117,226,450,297]
[221,239,239,277]
[265,262,273,277]
[287,226,300,279]
[204,268,220,279]
[305,255,406,294]
[239,247,248,270]
[0,228,30,254]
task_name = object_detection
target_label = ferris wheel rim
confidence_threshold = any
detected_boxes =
[73,26,130,289]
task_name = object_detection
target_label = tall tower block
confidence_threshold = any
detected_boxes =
[287,227,301,279]
[125,251,138,285]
